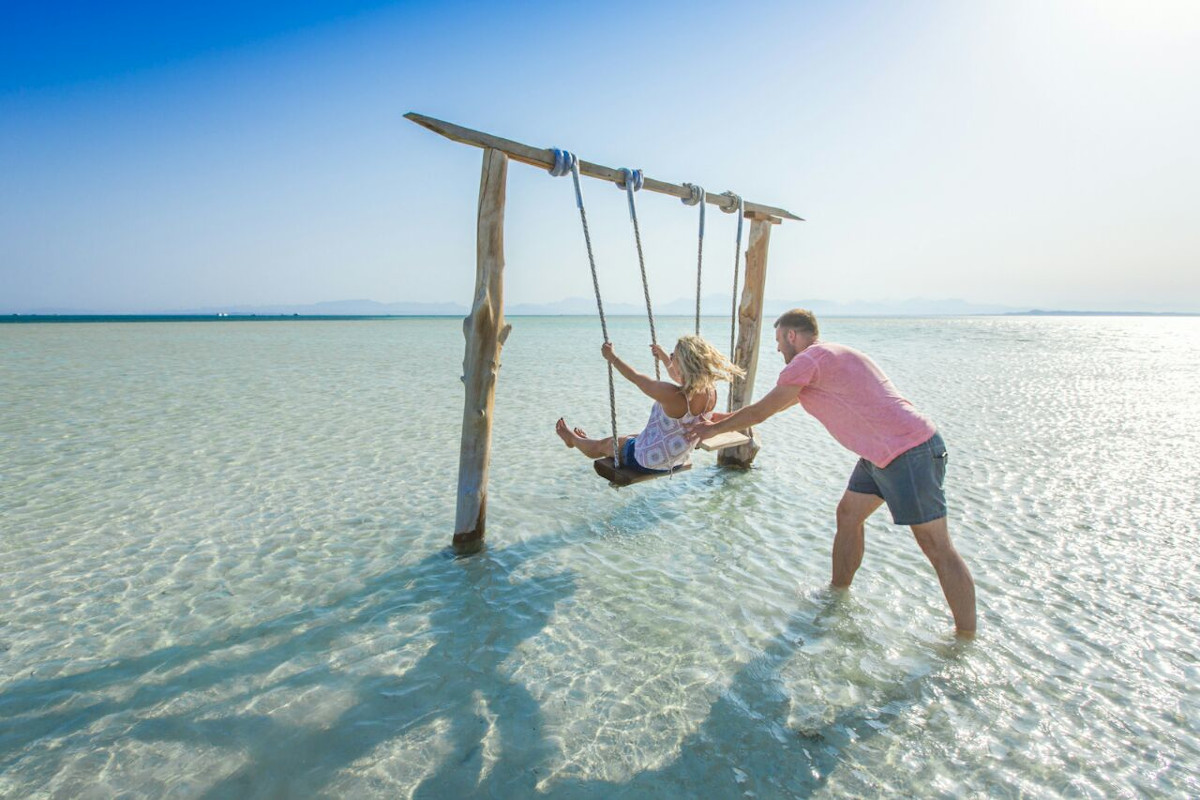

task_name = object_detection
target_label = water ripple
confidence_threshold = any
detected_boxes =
[2,316,1199,797]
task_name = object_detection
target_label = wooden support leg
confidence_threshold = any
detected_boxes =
[719,213,779,468]
[454,148,510,554]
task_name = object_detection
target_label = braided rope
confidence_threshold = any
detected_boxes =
[618,168,659,380]
[682,183,706,335]
[551,149,620,465]
[720,191,745,412]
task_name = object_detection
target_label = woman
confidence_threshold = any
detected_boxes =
[556,335,744,474]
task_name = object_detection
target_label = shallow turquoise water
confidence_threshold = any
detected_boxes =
[2,315,1198,798]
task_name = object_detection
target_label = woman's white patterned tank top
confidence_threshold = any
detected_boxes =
[633,391,714,471]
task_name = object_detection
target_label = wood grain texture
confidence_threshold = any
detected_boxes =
[454,148,510,553]
[406,112,803,222]
[593,457,691,487]
[696,431,752,452]
[718,217,774,468]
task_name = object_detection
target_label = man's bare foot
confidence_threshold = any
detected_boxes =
[555,418,577,449]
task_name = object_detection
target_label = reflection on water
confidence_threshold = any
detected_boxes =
[2,316,1198,797]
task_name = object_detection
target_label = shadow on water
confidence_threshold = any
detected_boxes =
[0,534,576,796]
[1,502,967,798]
[545,593,964,799]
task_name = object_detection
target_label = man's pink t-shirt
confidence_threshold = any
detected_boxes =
[776,341,935,468]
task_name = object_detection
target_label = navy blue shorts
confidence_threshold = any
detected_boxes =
[621,437,671,475]
[847,432,948,525]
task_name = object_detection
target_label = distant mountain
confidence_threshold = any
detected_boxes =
[181,294,1026,317]
[767,297,1024,316]
[508,297,646,316]
[1011,309,1199,317]
[510,295,1025,317]
[178,299,471,316]
[25,296,1186,318]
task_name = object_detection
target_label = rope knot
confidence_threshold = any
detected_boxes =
[719,190,743,214]
[681,182,706,207]
[548,148,577,177]
[616,168,643,192]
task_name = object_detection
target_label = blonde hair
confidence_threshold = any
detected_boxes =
[672,335,745,396]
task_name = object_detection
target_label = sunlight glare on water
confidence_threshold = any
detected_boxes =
[1,316,1198,798]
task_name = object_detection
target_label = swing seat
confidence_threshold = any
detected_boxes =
[593,457,691,487]
[696,431,752,452]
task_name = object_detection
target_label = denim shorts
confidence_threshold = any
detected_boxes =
[621,437,671,475]
[847,432,948,525]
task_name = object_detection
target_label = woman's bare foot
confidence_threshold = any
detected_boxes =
[573,426,588,438]
[555,418,577,449]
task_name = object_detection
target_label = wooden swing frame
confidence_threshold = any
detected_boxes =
[405,113,802,553]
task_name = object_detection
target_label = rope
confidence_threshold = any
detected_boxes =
[682,183,706,334]
[720,191,745,412]
[618,167,659,380]
[550,148,620,465]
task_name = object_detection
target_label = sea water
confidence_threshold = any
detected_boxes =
[1,315,1198,798]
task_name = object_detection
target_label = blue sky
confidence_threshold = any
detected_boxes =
[2,1,1198,313]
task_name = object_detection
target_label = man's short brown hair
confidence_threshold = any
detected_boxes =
[774,308,819,338]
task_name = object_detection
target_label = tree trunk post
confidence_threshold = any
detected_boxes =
[718,212,779,468]
[454,147,511,554]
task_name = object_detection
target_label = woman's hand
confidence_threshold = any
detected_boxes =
[601,342,617,363]
[650,343,671,364]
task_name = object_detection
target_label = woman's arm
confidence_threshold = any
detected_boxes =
[602,343,680,404]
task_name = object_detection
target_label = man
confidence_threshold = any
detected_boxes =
[685,309,976,635]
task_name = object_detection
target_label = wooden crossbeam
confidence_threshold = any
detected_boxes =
[406,112,803,223]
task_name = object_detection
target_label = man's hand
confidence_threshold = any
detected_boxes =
[683,416,718,441]
[685,385,799,441]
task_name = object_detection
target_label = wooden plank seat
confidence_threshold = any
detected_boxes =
[696,431,752,452]
[593,457,691,487]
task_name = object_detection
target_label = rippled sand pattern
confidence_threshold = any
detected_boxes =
[2,316,1198,798]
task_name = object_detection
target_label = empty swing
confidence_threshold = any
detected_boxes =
[694,187,753,453]
[679,181,754,453]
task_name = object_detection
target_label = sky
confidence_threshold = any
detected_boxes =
[2,0,1198,313]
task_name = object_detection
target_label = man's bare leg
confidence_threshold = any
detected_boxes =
[911,517,977,635]
[832,490,884,588]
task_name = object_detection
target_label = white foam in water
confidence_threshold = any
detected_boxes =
[2,316,1198,797]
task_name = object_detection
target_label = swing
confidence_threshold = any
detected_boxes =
[549,150,748,486]
[687,184,753,453]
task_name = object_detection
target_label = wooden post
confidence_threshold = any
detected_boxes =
[454,147,511,554]
[718,212,780,468]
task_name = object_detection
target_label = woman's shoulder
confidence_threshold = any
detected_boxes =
[684,386,716,416]
[657,384,691,419]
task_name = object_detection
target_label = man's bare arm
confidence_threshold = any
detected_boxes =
[686,384,798,439]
